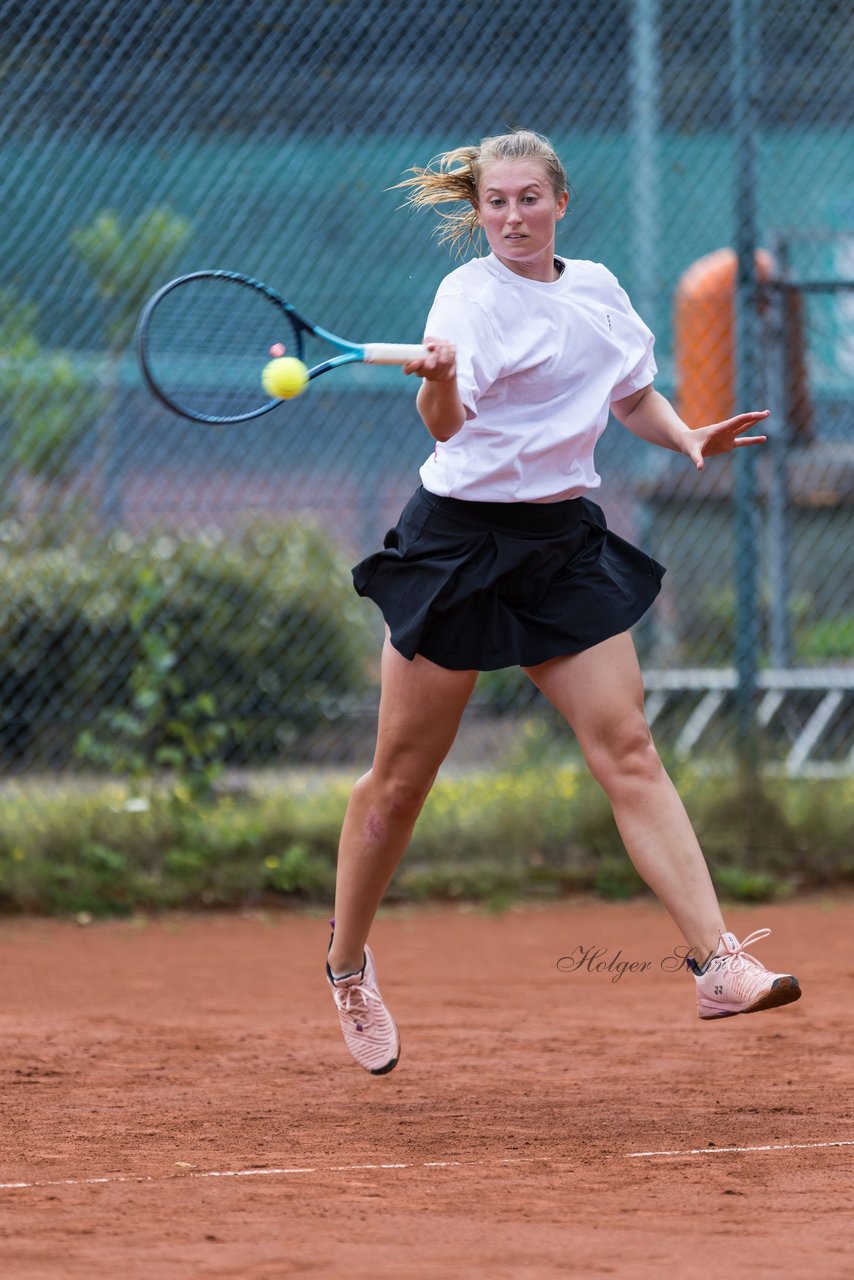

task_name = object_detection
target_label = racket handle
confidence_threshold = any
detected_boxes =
[361,342,427,365]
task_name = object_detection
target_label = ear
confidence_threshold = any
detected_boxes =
[555,190,569,219]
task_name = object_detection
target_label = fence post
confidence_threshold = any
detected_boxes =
[730,0,762,771]
[630,0,660,336]
[765,238,793,669]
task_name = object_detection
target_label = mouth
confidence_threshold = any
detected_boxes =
[505,233,527,242]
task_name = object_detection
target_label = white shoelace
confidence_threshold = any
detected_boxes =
[717,927,772,973]
[333,981,381,1029]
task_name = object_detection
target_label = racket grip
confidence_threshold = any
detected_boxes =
[361,342,427,365]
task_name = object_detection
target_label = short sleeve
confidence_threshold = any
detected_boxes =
[424,283,504,418]
[607,280,658,403]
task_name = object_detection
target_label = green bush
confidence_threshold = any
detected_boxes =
[796,614,854,663]
[0,286,104,494]
[0,769,850,916]
[687,584,853,667]
[69,207,193,350]
[0,521,374,768]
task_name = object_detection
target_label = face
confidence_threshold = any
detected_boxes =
[475,158,568,280]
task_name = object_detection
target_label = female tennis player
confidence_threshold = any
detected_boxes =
[326,129,801,1074]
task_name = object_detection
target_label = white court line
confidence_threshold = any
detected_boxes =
[0,1156,550,1192]
[3,1142,853,1190]
[627,1140,854,1158]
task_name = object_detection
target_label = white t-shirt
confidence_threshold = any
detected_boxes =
[418,253,657,502]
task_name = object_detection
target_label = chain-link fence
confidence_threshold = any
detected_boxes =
[1,0,852,781]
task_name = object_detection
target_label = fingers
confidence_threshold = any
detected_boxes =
[696,410,770,459]
[720,409,771,433]
[403,336,456,381]
[732,433,768,446]
[686,409,770,469]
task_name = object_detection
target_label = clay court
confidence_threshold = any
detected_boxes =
[2,895,852,1278]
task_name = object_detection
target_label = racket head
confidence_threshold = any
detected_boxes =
[136,271,305,424]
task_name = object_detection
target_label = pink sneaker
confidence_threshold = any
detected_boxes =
[694,928,801,1020]
[327,943,400,1074]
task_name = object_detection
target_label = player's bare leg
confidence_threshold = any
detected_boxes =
[327,636,475,1072]
[328,633,477,977]
[526,629,800,1015]
[525,631,726,966]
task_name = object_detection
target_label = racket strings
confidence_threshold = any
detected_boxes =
[141,276,301,423]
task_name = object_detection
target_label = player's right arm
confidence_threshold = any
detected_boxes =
[405,337,465,442]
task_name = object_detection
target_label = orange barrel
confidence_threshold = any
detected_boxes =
[674,247,776,428]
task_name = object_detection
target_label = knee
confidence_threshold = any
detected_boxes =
[583,717,662,792]
[355,766,435,825]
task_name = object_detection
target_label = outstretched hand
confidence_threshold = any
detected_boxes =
[683,410,769,471]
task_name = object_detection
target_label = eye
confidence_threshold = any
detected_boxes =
[488,197,505,207]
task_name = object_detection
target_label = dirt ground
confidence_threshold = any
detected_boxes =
[1,896,853,1279]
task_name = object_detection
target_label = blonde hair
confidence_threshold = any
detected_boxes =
[395,129,569,256]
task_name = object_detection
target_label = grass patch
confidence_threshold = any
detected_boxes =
[0,768,851,916]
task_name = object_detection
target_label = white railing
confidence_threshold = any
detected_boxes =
[643,668,854,776]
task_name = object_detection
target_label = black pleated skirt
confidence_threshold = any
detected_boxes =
[352,486,665,671]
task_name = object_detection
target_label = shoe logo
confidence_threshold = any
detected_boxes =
[714,985,723,996]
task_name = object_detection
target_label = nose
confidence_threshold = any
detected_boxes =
[505,202,523,224]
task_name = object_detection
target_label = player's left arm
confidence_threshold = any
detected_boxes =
[611,384,769,471]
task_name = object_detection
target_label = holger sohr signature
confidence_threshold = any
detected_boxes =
[556,944,700,983]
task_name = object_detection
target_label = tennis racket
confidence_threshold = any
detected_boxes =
[135,269,426,424]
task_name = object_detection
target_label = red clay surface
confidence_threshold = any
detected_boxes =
[2,896,853,1279]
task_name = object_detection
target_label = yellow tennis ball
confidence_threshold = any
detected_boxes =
[262,356,309,400]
